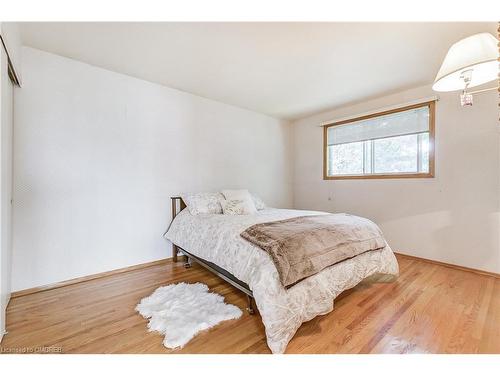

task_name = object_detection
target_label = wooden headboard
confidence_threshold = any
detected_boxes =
[169,196,187,262]
[170,196,187,221]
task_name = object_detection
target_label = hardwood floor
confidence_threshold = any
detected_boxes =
[1,254,499,354]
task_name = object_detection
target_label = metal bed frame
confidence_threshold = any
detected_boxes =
[169,196,256,314]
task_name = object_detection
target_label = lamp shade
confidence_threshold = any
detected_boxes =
[432,32,499,92]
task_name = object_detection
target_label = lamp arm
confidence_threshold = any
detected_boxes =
[467,86,499,95]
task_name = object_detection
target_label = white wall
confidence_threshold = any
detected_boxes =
[292,85,500,274]
[12,47,293,292]
[0,40,14,340]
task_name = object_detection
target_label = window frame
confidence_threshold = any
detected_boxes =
[323,101,436,180]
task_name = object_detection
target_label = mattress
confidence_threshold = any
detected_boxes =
[165,208,399,353]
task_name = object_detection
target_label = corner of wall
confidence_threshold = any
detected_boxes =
[0,22,22,86]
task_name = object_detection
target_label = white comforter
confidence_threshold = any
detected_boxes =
[165,208,399,353]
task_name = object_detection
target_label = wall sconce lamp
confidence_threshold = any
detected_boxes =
[432,32,499,106]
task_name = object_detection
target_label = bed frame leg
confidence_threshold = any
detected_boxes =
[246,295,255,315]
[172,244,178,263]
[184,256,192,269]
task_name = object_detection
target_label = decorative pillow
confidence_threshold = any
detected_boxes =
[221,189,252,201]
[250,193,266,210]
[181,193,224,215]
[221,198,257,215]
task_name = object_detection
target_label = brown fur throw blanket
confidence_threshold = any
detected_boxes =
[241,214,386,287]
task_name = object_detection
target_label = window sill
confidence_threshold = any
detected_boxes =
[323,172,434,180]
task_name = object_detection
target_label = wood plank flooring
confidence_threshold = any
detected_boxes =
[1,254,499,354]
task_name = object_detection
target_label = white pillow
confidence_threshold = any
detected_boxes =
[181,193,224,215]
[250,193,266,210]
[221,198,257,215]
[221,189,252,201]
[221,189,258,212]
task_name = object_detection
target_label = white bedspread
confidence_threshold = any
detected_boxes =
[165,208,399,353]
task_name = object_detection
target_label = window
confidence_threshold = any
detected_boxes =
[323,101,435,179]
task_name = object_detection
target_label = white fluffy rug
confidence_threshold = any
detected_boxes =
[136,282,242,349]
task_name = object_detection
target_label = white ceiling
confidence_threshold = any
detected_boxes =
[19,22,496,120]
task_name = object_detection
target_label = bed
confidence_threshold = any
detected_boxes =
[165,197,399,354]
